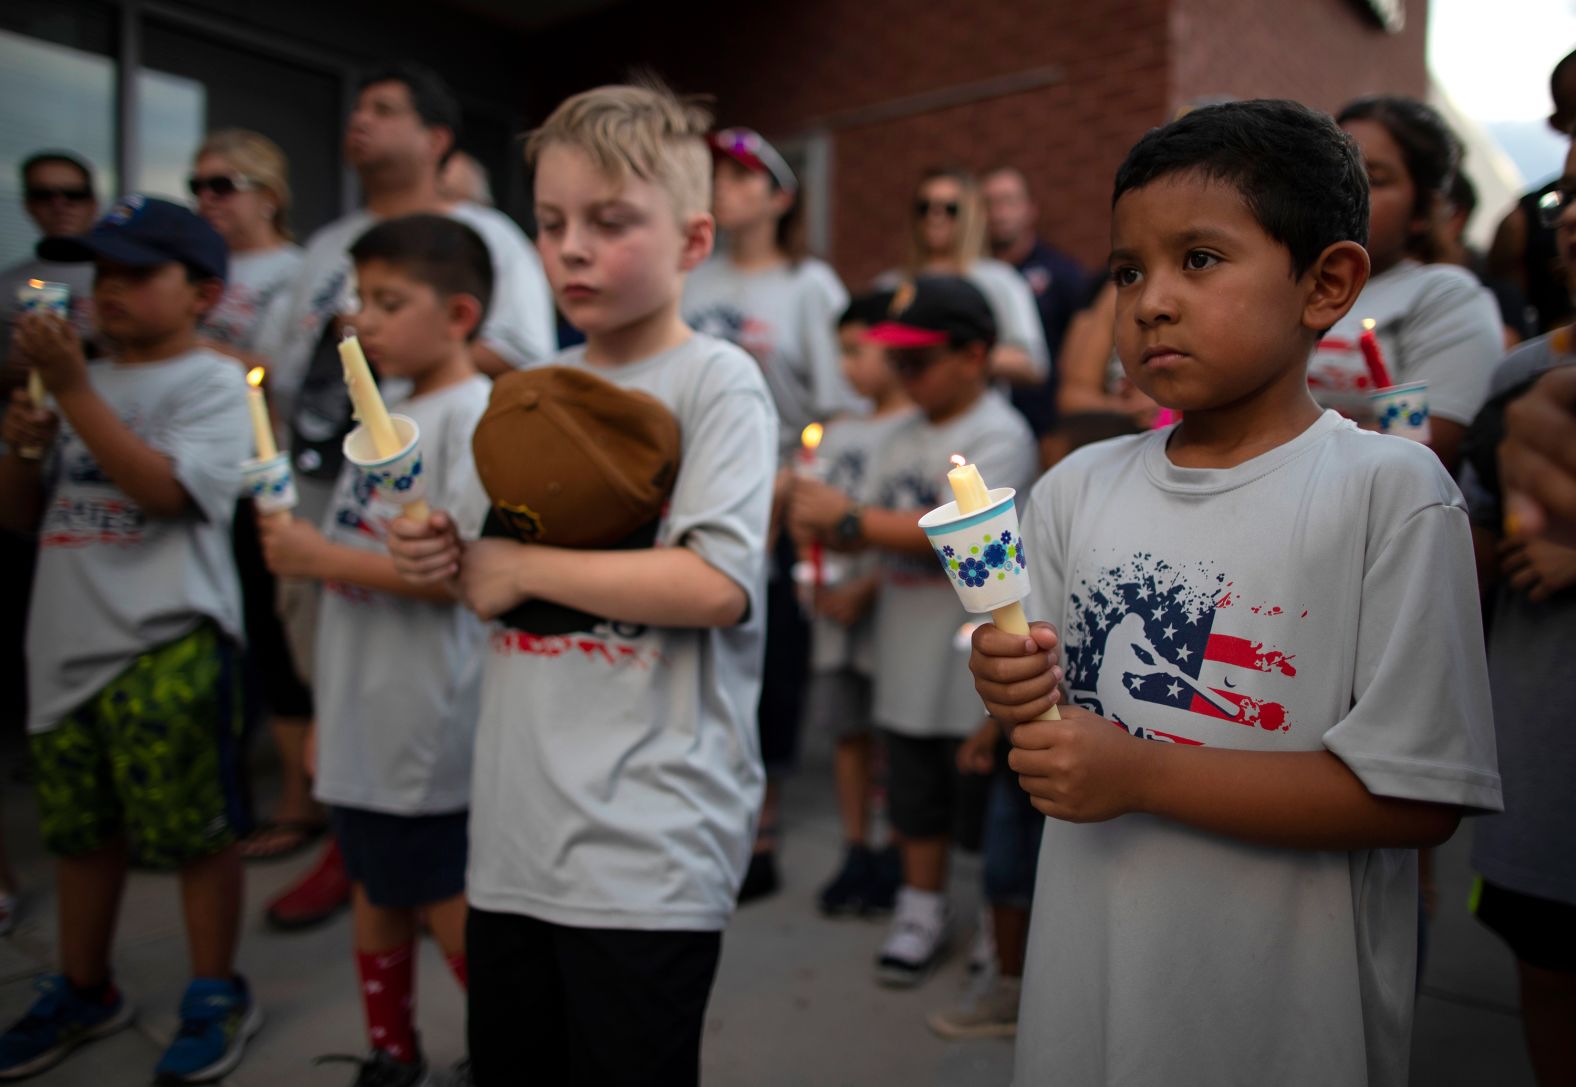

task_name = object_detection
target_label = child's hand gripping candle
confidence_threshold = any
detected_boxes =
[239,367,299,521]
[338,328,431,522]
[920,454,1060,721]
[799,422,825,587]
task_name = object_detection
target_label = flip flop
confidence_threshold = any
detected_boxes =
[239,819,327,862]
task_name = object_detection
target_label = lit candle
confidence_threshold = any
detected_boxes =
[1358,318,1393,390]
[338,328,429,522]
[246,367,277,459]
[27,370,45,407]
[800,423,825,586]
[946,454,1059,721]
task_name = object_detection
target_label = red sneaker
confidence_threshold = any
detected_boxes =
[265,839,350,930]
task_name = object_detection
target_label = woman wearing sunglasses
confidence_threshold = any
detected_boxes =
[190,129,303,364]
[884,168,1049,389]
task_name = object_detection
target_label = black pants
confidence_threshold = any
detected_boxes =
[467,908,722,1086]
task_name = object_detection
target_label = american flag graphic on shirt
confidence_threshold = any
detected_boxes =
[1064,553,1304,749]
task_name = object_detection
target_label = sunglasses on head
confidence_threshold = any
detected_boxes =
[916,199,961,219]
[187,174,257,198]
[26,186,93,203]
[1537,186,1576,229]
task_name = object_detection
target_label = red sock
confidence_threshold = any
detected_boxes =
[444,951,467,990]
[355,944,417,1062]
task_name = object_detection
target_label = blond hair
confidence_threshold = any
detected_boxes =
[525,80,712,219]
[196,128,294,240]
[907,167,987,275]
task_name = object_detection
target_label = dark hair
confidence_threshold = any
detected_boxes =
[1336,95,1460,259]
[21,151,94,192]
[838,290,895,329]
[1112,99,1369,277]
[1448,169,1477,225]
[1552,48,1576,115]
[358,62,462,164]
[349,214,493,339]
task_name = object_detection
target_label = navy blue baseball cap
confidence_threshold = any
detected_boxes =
[38,194,228,282]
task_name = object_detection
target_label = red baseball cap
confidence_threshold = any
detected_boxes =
[708,128,797,193]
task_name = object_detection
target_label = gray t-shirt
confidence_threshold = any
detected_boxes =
[466,333,778,930]
[312,374,492,816]
[1309,259,1500,425]
[808,408,916,675]
[1466,334,1576,906]
[1014,411,1501,1086]
[199,244,304,353]
[684,256,858,459]
[867,390,1037,738]
[27,349,251,732]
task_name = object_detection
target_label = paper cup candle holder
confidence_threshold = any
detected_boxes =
[17,279,70,460]
[240,366,298,519]
[918,455,1059,721]
[1358,318,1430,444]
[338,329,430,522]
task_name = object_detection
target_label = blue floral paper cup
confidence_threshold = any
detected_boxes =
[918,487,1030,613]
[342,414,426,507]
[1368,380,1431,444]
[241,452,298,516]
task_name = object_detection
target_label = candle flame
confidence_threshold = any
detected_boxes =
[1361,318,1376,332]
[949,453,967,469]
[800,422,824,451]
[246,366,266,388]
[27,278,45,289]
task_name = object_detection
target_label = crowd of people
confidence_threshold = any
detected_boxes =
[0,47,1572,1087]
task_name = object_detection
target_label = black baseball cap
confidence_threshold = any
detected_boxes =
[865,275,996,348]
[38,194,228,282]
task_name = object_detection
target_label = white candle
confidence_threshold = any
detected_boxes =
[27,371,45,407]
[246,367,277,459]
[338,329,402,458]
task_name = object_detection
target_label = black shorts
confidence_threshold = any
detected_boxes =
[882,729,962,839]
[757,532,809,773]
[1473,878,1576,973]
[467,908,721,1086]
[328,805,468,909]
[232,499,313,718]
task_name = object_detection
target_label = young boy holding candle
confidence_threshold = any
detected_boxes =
[790,276,1037,986]
[0,196,260,1083]
[970,100,1501,1084]
[257,214,491,1087]
[386,82,776,1086]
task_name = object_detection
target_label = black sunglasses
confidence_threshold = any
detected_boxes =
[187,174,257,198]
[25,187,93,203]
[916,199,961,219]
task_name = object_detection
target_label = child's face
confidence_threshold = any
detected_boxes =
[352,258,473,379]
[712,158,783,233]
[1108,173,1319,413]
[893,342,985,419]
[839,323,898,400]
[534,143,711,337]
[92,260,214,346]
[1342,119,1418,273]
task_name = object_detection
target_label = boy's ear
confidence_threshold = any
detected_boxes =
[447,292,485,341]
[678,211,715,274]
[193,278,225,317]
[769,188,795,219]
[1301,240,1369,333]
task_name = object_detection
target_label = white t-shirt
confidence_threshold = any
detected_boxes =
[466,333,777,931]
[1309,259,1500,425]
[866,390,1037,738]
[200,244,304,353]
[683,255,859,458]
[253,203,555,427]
[26,349,251,732]
[1013,411,1501,1086]
[312,374,492,816]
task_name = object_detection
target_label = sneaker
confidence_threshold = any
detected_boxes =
[315,1049,431,1086]
[153,976,263,1084]
[817,845,873,916]
[266,839,351,930]
[967,907,996,976]
[0,975,134,1080]
[927,974,1022,1039]
[865,845,901,914]
[875,887,950,988]
[737,851,780,905]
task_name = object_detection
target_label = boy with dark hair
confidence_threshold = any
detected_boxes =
[0,196,258,1083]
[257,213,493,1087]
[970,100,1501,1084]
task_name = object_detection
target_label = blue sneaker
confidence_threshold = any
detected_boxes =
[153,976,262,1084]
[0,974,134,1080]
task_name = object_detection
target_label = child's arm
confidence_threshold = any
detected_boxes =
[0,389,57,533]
[260,515,455,603]
[972,623,1461,851]
[15,314,189,518]
[788,478,932,557]
[814,570,880,626]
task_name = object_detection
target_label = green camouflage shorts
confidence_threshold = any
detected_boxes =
[31,623,250,868]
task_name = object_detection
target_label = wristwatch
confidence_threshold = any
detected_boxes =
[834,504,864,545]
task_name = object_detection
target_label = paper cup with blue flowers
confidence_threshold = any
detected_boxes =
[1368,380,1431,444]
[241,452,298,517]
[342,413,428,517]
[918,487,1031,614]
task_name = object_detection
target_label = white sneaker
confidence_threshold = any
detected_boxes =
[927,974,1022,1039]
[967,906,995,976]
[875,887,950,988]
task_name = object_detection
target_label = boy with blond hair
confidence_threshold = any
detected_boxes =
[388,82,776,1086]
